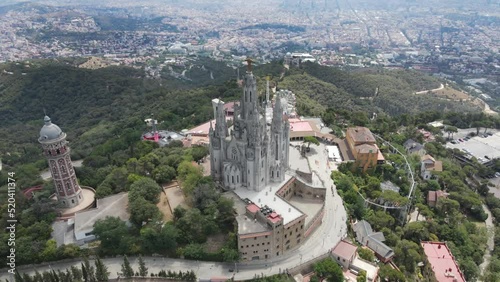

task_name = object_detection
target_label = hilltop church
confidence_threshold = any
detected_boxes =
[209,61,290,191]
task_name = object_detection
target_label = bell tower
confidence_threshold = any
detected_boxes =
[38,116,84,208]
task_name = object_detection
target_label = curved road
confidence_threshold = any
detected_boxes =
[479,204,495,280]
[415,83,444,95]
[2,142,348,281]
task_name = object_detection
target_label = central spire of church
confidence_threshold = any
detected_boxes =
[245,57,253,72]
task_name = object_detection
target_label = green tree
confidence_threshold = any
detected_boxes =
[460,258,479,281]
[356,270,367,282]
[471,121,484,136]
[128,177,162,204]
[304,136,320,150]
[70,265,83,281]
[394,240,421,273]
[138,255,148,277]
[94,257,109,282]
[93,217,133,255]
[121,255,134,278]
[129,197,161,226]
[182,243,206,260]
[82,257,96,282]
[152,165,176,184]
[366,211,395,231]
[378,264,405,281]
[357,248,374,262]
[313,258,344,282]
[444,126,458,140]
[221,248,239,262]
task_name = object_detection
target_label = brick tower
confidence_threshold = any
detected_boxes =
[38,116,83,208]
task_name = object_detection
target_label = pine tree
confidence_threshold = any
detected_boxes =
[121,256,134,278]
[14,269,23,282]
[71,265,83,281]
[21,273,32,282]
[33,270,43,282]
[83,257,96,282]
[94,258,109,282]
[51,269,59,282]
[81,263,88,282]
[138,255,148,277]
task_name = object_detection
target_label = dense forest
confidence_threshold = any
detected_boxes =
[0,58,478,171]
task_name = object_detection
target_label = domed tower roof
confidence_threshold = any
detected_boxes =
[39,115,64,142]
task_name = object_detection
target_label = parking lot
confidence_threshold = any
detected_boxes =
[446,130,500,163]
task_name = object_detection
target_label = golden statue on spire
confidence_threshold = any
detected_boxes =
[245,57,253,72]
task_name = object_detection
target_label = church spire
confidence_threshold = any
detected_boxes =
[245,58,253,72]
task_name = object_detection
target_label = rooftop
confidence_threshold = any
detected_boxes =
[353,220,394,260]
[355,143,378,154]
[233,174,303,225]
[421,241,466,282]
[428,190,448,202]
[290,120,314,132]
[347,127,376,144]
[331,240,357,261]
[74,192,129,241]
[422,156,443,172]
[236,214,270,235]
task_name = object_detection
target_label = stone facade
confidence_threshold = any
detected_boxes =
[209,66,290,192]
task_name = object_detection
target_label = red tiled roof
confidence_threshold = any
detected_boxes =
[331,240,357,261]
[347,127,376,144]
[422,242,466,282]
[246,204,260,214]
[267,212,282,223]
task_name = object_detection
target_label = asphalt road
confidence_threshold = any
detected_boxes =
[5,143,347,281]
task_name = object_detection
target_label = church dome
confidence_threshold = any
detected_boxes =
[39,116,63,141]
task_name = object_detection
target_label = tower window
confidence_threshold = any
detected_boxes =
[71,199,75,204]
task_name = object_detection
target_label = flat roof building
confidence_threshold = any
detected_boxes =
[421,241,466,282]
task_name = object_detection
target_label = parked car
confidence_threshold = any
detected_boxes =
[495,172,500,178]
[464,137,470,141]
[451,140,458,144]
[487,132,493,136]
[458,138,464,142]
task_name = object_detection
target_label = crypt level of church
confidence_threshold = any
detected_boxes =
[209,62,327,261]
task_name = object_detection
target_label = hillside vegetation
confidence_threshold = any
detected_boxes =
[0,58,481,172]
[281,63,480,116]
